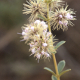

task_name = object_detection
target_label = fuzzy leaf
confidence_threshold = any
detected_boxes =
[55,41,66,50]
[44,67,56,75]
[60,69,71,76]
[38,14,47,21]
[58,60,65,74]
[51,75,57,80]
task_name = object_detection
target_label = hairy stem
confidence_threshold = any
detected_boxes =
[46,3,60,80]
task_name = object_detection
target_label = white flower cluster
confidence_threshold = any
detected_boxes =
[51,6,76,31]
[58,13,74,27]
[21,20,55,60]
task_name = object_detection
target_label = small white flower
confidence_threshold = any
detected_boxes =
[41,50,45,55]
[23,36,29,40]
[44,52,50,57]
[43,29,47,33]
[59,15,63,18]
[70,15,73,19]
[41,21,46,25]
[63,21,68,26]
[31,26,34,31]
[31,48,36,54]
[41,21,48,28]
[30,44,34,47]
[34,20,40,24]
[36,53,41,59]
[65,13,73,19]
[22,32,26,35]
[43,43,47,47]
[59,21,63,24]
[37,47,40,51]
[25,28,29,32]
[34,42,38,46]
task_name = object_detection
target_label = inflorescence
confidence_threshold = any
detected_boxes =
[20,0,76,61]
[21,20,56,60]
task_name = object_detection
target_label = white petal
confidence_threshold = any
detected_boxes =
[34,20,40,24]
[25,28,29,32]
[41,50,45,55]
[59,21,63,24]
[41,21,46,25]
[36,53,41,59]
[44,52,50,57]
[43,43,47,47]
[65,13,73,19]
[59,15,63,18]
[30,44,34,47]
[32,48,35,54]
[31,26,34,31]
[22,32,26,35]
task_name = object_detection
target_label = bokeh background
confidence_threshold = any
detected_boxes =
[0,0,80,80]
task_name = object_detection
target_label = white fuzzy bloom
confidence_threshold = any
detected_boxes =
[36,53,41,59]
[59,15,63,18]
[65,13,73,19]
[31,48,35,54]
[22,32,26,35]
[63,21,68,26]
[23,36,29,40]
[59,21,63,24]
[39,21,48,29]
[34,42,38,46]
[20,20,56,60]
[34,20,40,24]
[43,29,47,34]
[31,26,34,31]
[25,27,29,32]
[70,15,73,19]
[37,47,40,51]
[44,52,50,57]
[30,44,34,47]
[43,43,47,47]
[41,21,46,25]
[41,50,45,55]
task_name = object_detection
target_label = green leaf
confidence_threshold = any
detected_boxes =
[44,67,56,76]
[51,75,57,80]
[58,60,65,74]
[60,69,71,76]
[38,14,47,21]
[55,41,66,50]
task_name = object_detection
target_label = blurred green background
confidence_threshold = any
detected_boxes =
[0,0,80,80]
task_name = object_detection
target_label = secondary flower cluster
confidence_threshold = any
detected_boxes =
[50,6,76,31]
[23,0,76,31]
[23,0,46,22]
[21,20,56,60]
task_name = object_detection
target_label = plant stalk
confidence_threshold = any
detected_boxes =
[46,3,60,80]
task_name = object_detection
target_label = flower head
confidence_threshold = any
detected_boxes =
[21,20,56,60]
[50,5,76,31]
[23,0,46,22]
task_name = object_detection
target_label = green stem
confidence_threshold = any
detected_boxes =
[47,3,51,32]
[46,3,60,80]
[52,54,60,80]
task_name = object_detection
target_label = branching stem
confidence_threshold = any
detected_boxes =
[46,3,60,80]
